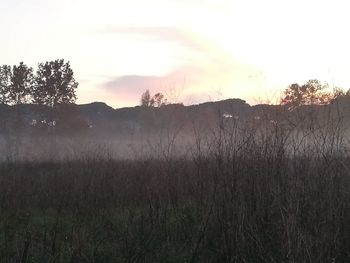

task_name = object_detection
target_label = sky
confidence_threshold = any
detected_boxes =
[1,0,350,108]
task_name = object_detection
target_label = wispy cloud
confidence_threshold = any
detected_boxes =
[98,26,204,51]
[97,25,239,67]
[102,65,205,102]
[98,26,258,106]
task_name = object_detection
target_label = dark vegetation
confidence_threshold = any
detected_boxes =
[0,62,350,262]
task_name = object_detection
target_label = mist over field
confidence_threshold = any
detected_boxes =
[2,94,350,162]
[1,74,350,262]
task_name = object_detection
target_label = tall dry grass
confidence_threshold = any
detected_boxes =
[0,104,349,262]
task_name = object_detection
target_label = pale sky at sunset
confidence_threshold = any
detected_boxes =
[1,0,350,108]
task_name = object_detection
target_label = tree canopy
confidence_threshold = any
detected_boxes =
[0,65,12,104]
[141,89,152,107]
[280,79,334,109]
[0,59,78,106]
[9,62,34,104]
[140,90,167,107]
[34,59,78,107]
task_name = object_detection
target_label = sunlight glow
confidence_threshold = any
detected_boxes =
[1,0,350,107]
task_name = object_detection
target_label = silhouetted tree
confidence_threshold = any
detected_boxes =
[151,92,167,107]
[141,89,152,107]
[0,65,12,104]
[2,62,34,158]
[9,62,34,104]
[141,90,167,107]
[331,87,350,99]
[281,79,333,109]
[34,59,78,107]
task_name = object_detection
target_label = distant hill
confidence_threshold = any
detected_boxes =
[0,97,349,137]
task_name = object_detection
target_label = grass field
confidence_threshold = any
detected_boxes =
[1,108,350,262]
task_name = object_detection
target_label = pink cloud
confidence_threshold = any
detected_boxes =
[98,26,259,106]
[101,65,206,102]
